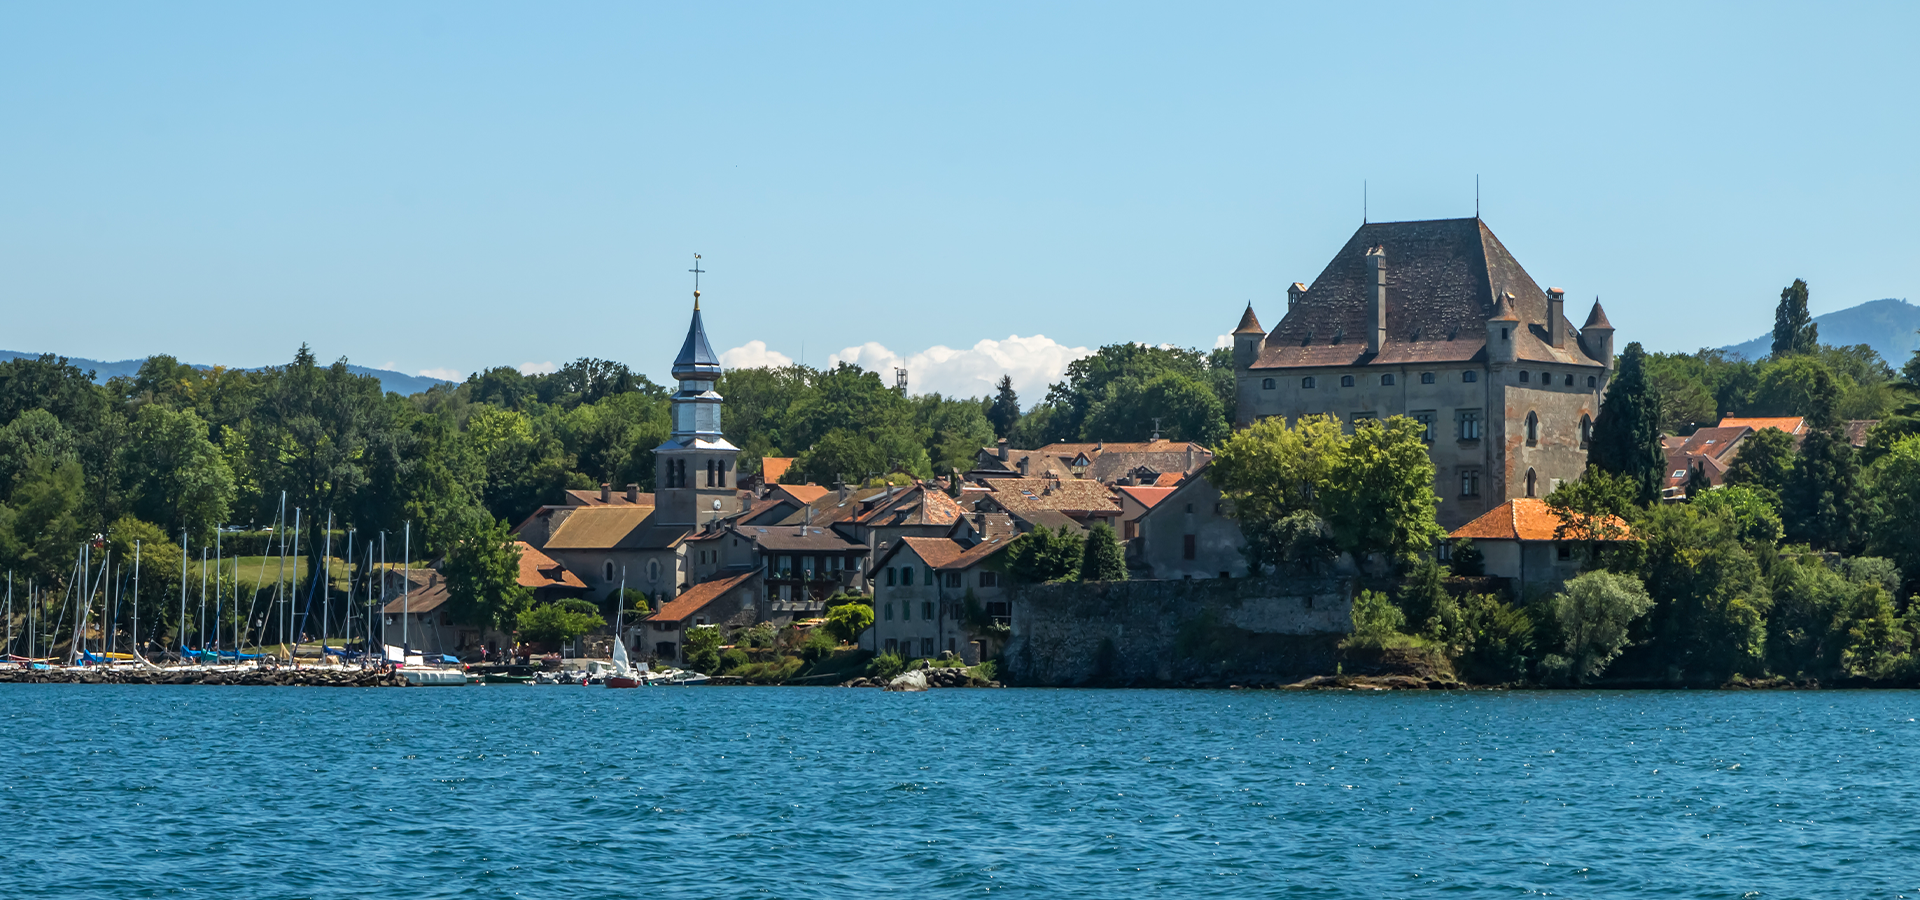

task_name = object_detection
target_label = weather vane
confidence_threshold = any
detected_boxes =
[689,253,705,309]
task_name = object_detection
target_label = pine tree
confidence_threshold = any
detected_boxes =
[1771,278,1818,358]
[1588,342,1664,505]
[1079,522,1128,582]
[1783,424,1863,552]
[986,375,1021,438]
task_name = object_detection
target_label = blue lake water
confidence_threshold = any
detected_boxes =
[2,685,1917,898]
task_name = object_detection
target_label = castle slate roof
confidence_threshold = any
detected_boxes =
[1249,218,1604,371]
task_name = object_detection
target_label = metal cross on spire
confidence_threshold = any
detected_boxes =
[689,254,706,309]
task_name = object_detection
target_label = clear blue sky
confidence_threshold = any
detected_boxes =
[2,2,1914,394]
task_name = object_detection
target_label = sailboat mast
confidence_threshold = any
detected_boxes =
[321,511,333,653]
[401,522,410,657]
[132,541,140,659]
[179,530,189,657]
[287,506,300,663]
[213,526,221,658]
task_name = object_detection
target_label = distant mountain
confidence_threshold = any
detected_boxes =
[0,350,453,396]
[1720,298,1920,364]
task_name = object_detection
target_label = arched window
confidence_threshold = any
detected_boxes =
[1340,375,1355,387]
[1588,375,1598,388]
[1302,376,1317,389]
[603,560,615,581]
[1580,414,1593,449]
[1420,372,1436,384]
[1261,378,1275,390]
[1380,374,1396,386]
[1525,468,1538,498]
[1462,371,1478,383]
[1519,371,1530,383]
[1525,411,1539,446]
[1564,373,1574,387]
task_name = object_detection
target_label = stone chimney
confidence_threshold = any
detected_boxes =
[837,480,850,502]
[997,437,1010,461]
[1286,282,1307,310]
[1365,247,1387,355]
[1017,457,1030,476]
[625,483,640,503]
[1546,287,1566,349]
[1186,444,1195,472]
[600,483,612,503]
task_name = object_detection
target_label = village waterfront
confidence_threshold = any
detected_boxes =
[4,684,1915,898]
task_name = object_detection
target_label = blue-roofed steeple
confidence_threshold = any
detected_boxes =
[654,255,741,527]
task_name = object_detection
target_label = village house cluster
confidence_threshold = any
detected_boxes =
[372,215,1849,668]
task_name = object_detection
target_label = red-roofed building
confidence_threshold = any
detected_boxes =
[868,534,1020,663]
[641,571,762,664]
[1115,485,1177,542]
[1449,498,1634,589]
[1660,426,1752,500]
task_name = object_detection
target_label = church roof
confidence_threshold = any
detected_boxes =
[1248,218,1603,370]
[673,306,722,378]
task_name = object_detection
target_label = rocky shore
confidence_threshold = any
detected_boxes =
[0,666,410,687]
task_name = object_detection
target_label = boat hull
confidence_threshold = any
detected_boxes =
[605,676,643,689]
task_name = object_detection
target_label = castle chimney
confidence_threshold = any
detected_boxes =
[1365,247,1387,355]
[1185,444,1195,471]
[1018,457,1030,477]
[997,437,1009,461]
[600,483,612,503]
[625,483,640,503]
[837,480,850,502]
[1547,287,1566,349]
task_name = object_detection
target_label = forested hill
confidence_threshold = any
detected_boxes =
[0,350,450,396]
[1719,298,1920,362]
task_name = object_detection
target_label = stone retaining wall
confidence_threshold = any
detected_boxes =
[1003,575,1354,686]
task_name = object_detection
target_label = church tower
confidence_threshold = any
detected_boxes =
[654,266,743,527]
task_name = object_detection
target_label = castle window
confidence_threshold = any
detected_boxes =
[1580,415,1593,449]
[1519,371,1530,383]
[1525,468,1538,498]
[1540,372,1551,384]
[1340,375,1355,387]
[884,603,893,621]
[1564,374,1574,387]
[1588,375,1598,388]
[1525,411,1539,446]
[1262,378,1275,390]
[1412,411,1436,443]
[1457,409,1482,441]
[1462,371,1478,383]
[604,560,615,581]
[1461,470,1481,497]
[1420,372,1436,384]
[1380,374,1396,386]
[1302,377,1316,389]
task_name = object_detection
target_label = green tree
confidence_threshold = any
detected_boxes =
[1545,466,1635,549]
[0,408,78,499]
[1544,571,1655,684]
[0,458,88,586]
[1723,426,1796,501]
[442,517,533,633]
[1616,503,1768,681]
[1455,593,1536,684]
[1396,559,1458,643]
[1771,278,1818,357]
[914,393,996,477]
[1081,369,1229,445]
[682,624,723,672]
[1748,355,1840,421]
[1005,527,1082,583]
[823,602,874,644]
[985,375,1022,438]
[1348,589,1406,642]
[1040,344,1228,444]
[1079,522,1127,582]
[1321,417,1445,565]
[1689,485,1784,547]
[1589,342,1664,504]
[120,404,235,541]
[1866,434,1920,594]
[1206,415,1345,570]
[102,516,187,652]
[1643,352,1721,433]
[515,598,605,645]
[1782,424,1863,553]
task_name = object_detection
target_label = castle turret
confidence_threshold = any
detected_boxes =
[1232,303,1264,369]
[1579,299,1615,370]
[1487,292,1520,366]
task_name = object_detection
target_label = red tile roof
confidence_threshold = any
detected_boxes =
[1116,485,1177,509]
[646,571,757,623]
[1718,416,1807,435]
[515,542,586,590]
[1449,498,1633,543]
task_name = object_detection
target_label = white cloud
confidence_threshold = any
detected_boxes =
[719,340,794,370]
[417,367,463,382]
[517,360,559,375]
[828,334,1092,401]
[1213,334,1233,349]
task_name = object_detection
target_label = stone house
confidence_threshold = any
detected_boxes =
[641,570,762,664]
[969,437,1211,484]
[1448,498,1634,593]
[1115,484,1176,543]
[1129,464,1248,580]
[1233,217,1615,529]
[868,535,1018,663]
[975,476,1122,534]
[378,569,459,657]
[684,521,868,619]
